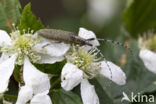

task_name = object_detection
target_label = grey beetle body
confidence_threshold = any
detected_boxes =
[37,29,93,46]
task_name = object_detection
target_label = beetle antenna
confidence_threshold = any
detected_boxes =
[94,47,113,84]
[97,38,135,58]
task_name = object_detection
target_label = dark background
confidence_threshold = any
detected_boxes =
[19,0,127,40]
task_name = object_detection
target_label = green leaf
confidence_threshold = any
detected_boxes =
[4,76,18,103]
[51,89,82,104]
[34,60,66,74]
[142,83,156,94]
[0,0,21,31]
[123,0,156,38]
[90,79,114,104]
[18,3,44,34]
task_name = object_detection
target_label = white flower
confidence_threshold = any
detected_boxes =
[138,32,156,74]
[0,30,70,103]
[61,28,126,104]
[139,49,156,74]
[16,61,52,104]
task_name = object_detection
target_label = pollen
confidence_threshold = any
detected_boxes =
[147,35,156,52]
[67,45,101,79]
[2,30,41,65]
[138,32,156,52]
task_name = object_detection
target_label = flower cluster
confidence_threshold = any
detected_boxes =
[0,29,70,104]
[0,27,126,104]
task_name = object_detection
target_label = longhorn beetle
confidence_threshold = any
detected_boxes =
[37,29,94,46]
[37,29,133,58]
[37,29,133,83]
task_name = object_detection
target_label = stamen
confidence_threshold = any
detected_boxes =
[67,45,101,79]
[31,30,34,34]
[2,30,41,65]
[28,28,30,34]
[23,29,26,34]
[12,23,16,31]
[138,31,156,52]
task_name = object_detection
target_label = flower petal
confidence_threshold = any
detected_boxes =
[30,91,52,104]
[0,30,11,46]
[16,86,33,104]
[61,63,83,91]
[38,54,64,64]
[23,57,50,94]
[0,55,16,93]
[80,79,99,104]
[139,49,156,73]
[78,28,100,47]
[34,39,70,57]
[0,53,9,64]
[99,61,126,85]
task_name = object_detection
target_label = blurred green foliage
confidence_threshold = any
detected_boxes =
[123,0,156,38]
[0,0,21,32]
[97,39,156,104]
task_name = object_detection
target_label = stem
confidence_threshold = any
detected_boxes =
[19,65,25,86]
[50,77,61,92]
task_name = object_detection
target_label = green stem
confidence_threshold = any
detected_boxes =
[50,77,61,92]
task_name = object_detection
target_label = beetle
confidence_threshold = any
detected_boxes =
[37,29,94,46]
[37,29,134,57]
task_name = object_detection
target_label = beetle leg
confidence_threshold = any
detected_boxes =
[42,43,51,48]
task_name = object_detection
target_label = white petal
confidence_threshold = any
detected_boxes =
[61,63,83,91]
[34,39,70,57]
[0,55,16,93]
[0,30,11,46]
[38,54,64,64]
[23,57,50,94]
[16,86,33,104]
[78,28,100,47]
[30,91,52,104]
[99,61,126,85]
[0,53,9,64]
[80,79,99,104]
[139,49,156,73]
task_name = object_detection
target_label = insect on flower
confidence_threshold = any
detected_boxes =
[36,28,130,82]
[58,28,126,104]
[37,28,132,53]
